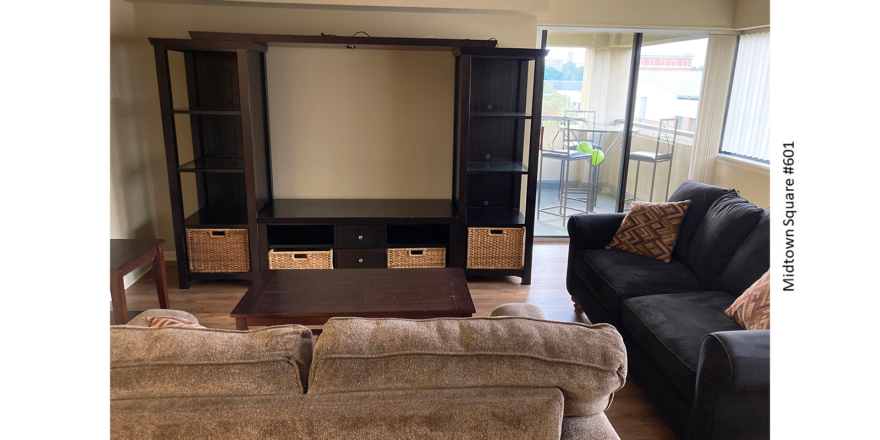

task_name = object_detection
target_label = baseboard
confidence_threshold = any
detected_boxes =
[121,250,177,289]
[122,265,152,289]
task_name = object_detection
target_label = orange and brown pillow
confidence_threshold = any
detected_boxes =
[605,200,691,263]
[145,316,205,329]
[725,270,770,330]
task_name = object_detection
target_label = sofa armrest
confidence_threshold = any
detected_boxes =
[567,213,625,251]
[689,330,770,440]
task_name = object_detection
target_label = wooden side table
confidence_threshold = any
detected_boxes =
[110,239,169,325]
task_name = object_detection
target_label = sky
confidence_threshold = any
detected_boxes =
[548,37,709,69]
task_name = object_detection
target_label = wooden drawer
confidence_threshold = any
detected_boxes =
[337,248,386,269]
[336,225,386,249]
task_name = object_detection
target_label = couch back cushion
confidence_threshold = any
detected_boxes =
[686,193,765,288]
[110,325,313,399]
[307,316,627,417]
[719,209,771,295]
[112,388,566,440]
[667,180,737,262]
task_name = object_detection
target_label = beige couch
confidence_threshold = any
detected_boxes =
[111,305,627,439]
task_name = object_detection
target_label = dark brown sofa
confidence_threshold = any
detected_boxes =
[566,181,770,439]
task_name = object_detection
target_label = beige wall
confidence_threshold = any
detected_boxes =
[267,47,453,199]
[538,0,736,29]
[714,160,770,208]
[111,0,163,283]
[733,0,770,30]
[122,1,538,252]
[149,0,550,11]
[111,0,156,243]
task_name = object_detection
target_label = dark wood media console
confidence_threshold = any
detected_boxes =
[150,33,546,287]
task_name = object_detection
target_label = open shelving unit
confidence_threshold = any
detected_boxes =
[453,47,546,281]
[151,38,272,288]
[151,33,545,287]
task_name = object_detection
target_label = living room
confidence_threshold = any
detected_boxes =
[4,0,869,438]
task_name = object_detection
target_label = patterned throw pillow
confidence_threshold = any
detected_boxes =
[145,316,206,329]
[725,270,770,330]
[605,200,691,263]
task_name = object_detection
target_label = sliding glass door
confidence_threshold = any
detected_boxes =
[535,31,636,236]
[624,34,708,209]
[534,30,709,236]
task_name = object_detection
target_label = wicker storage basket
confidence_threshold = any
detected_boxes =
[268,249,334,270]
[466,227,525,269]
[186,228,250,273]
[387,248,446,269]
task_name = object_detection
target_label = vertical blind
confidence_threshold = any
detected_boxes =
[721,32,770,161]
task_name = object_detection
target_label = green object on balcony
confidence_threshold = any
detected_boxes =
[591,149,605,165]
[577,142,593,153]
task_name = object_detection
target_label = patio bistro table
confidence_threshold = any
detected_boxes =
[539,117,638,223]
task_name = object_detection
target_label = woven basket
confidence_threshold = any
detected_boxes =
[466,227,525,269]
[268,249,333,270]
[186,228,250,273]
[387,248,446,269]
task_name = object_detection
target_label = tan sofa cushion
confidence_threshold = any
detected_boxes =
[308,317,627,416]
[111,325,312,399]
[111,388,566,440]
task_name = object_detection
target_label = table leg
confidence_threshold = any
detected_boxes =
[110,269,128,325]
[153,244,170,309]
[236,318,249,330]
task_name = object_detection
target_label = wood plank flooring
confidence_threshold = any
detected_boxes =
[119,243,676,439]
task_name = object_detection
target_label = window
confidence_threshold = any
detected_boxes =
[678,118,684,130]
[660,60,666,66]
[720,32,770,162]
[684,60,689,67]
[672,60,677,66]
[639,97,647,120]
[650,59,655,66]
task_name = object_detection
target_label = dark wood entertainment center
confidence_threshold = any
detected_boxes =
[150,32,546,288]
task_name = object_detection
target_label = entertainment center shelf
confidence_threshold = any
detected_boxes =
[184,208,249,228]
[151,33,546,287]
[258,199,457,224]
[467,161,528,174]
[470,112,531,119]
[172,108,242,115]
[178,159,245,173]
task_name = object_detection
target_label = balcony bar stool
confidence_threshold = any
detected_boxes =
[538,149,593,227]
[537,112,597,226]
[628,117,679,204]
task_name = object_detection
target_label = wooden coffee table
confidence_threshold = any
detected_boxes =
[231,268,475,330]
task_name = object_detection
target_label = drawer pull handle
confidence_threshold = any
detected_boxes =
[410,250,424,256]
[358,259,364,263]
[211,230,226,236]
[293,254,308,259]
[490,229,504,235]
[358,235,364,240]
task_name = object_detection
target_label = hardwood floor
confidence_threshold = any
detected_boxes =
[119,243,676,439]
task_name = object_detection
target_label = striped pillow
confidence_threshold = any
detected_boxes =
[146,316,205,329]
[725,270,770,330]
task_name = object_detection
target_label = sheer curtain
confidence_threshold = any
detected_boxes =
[721,32,771,161]
[688,35,738,183]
